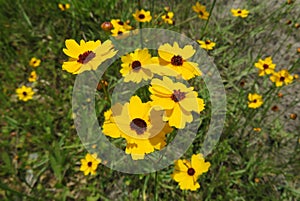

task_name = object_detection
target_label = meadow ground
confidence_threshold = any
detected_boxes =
[0,0,300,200]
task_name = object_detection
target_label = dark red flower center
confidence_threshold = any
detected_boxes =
[280,76,285,82]
[77,51,96,64]
[253,99,257,103]
[237,10,242,14]
[171,90,186,102]
[187,168,195,176]
[199,11,204,16]
[171,55,183,66]
[131,60,142,71]
[118,31,123,35]
[205,40,211,45]
[118,21,124,25]
[130,118,147,135]
[139,14,145,19]
[22,92,27,96]
[263,64,269,69]
[166,15,170,19]
[87,162,92,167]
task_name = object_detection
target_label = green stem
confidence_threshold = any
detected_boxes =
[154,172,158,201]
[200,0,217,38]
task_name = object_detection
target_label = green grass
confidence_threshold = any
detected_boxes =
[1,0,300,200]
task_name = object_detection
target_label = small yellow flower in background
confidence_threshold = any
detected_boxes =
[253,127,261,132]
[62,39,117,74]
[111,27,130,38]
[254,178,260,183]
[192,2,209,20]
[80,153,101,176]
[172,154,210,191]
[29,57,41,67]
[231,8,249,18]
[254,57,276,76]
[161,12,174,24]
[270,69,293,87]
[248,93,263,109]
[293,74,299,79]
[58,3,70,11]
[16,86,34,101]
[133,9,152,22]
[111,19,132,30]
[197,39,216,50]
[149,76,205,129]
[28,71,37,82]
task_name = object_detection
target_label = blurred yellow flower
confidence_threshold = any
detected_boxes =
[248,93,263,109]
[28,71,37,82]
[270,69,293,87]
[231,9,249,18]
[133,9,152,22]
[254,57,276,76]
[80,153,101,176]
[58,3,70,11]
[149,76,205,128]
[62,39,117,74]
[192,2,209,20]
[29,57,41,67]
[111,19,132,30]
[172,154,210,191]
[161,12,174,24]
[253,128,261,132]
[16,86,34,101]
[197,39,216,50]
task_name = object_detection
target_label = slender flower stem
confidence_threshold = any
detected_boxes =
[154,172,158,201]
[200,0,217,38]
[137,0,143,48]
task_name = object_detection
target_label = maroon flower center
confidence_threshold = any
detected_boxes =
[130,118,147,135]
[118,21,124,25]
[171,90,186,102]
[171,55,183,66]
[237,10,242,14]
[280,76,285,82]
[205,40,211,45]
[263,64,269,69]
[199,11,204,16]
[139,14,145,19]
[22,92,27,96]
[131,60,142,71]
[117,31,123,35]
[77,51,96,64]
[187,168,195,176]
[253,99,257,103]
[87,162,92,167]
[166,15,170,19]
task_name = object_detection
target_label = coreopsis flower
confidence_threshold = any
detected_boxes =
[254,57,276,76]
[29,57,41,67]
[103,96,173,160]
[172,154,210,191]
[248,93,263,109]
[149,76,205,128]
[28,71,37,82]
[231,9,249,18]
[111,27,130,38]
[62,39,117,74]
[253,128,261,132]
[133,9,152,22]
[16,86,34,101]
[58,3,70,11]
[270,69,293,87]
[111,19,132,30]
[156,42,202,80]
[197,39,216,50]
[102,106,123,138]
[192,2,209,20]
[80,153,101,175]
[161,12,174,24]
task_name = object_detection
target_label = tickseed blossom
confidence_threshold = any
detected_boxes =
[133,9,152,22]
[156,42,202,80]
[172,154,210,191]
[253,128,261,132]
[248,93,263,109]
[270,69,293,87]
[28,71,37,82]
[231,9,249,18]
[192,2,209,20]
[62,39,117,74]
[254,57,276,76]
[102,105,123,138]
[29,57,41,67]
[110,27,130,38]
[80,153,101,176]
[161,12,174,24]
[197,39,216,50]
[58,3,70,11]
[103,96,173,160]
[111,19,132,30]
[16,86,34,101]
[149,76,205,128]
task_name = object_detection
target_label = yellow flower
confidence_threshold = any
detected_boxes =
[29,57,41,67]
[197,39,216,50]
[111,27,130,38]
[192,2,209,20]
[149,76,205,128]
[80,153,101,176]
[161,12,174,24]
[248,93,263,109]
[62,39,117,74]
[172,154,210,191]
[16,86,34,101]
[157,42,202,80]
[111,19,132,30]
[133,9,152,22]
[103,96,173,160]
[102,106,123,138]
[28,71,37,82]
[253,127,261,132]
[120,48,155,83]
[254,57,276,76]
[58,3,70,11]
[231,9,249,18]
[270,69,293,87]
